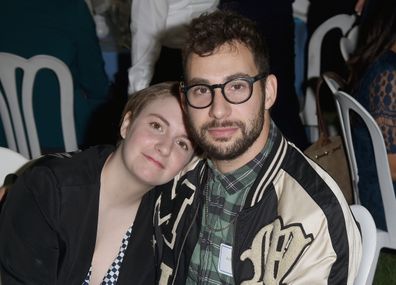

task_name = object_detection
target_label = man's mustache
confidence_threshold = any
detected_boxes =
[202,120,244,130]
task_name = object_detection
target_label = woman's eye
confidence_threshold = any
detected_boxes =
[150,122,163,131]
[176,140,189,151]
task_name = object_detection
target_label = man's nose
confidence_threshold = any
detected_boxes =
[209,89,231,119]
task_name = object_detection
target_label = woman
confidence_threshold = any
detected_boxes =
[347,0,396,230]
[0,82,195,284]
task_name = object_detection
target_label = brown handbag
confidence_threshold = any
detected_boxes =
[304,75,354,204]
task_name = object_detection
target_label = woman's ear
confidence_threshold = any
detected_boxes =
[120,111,132,139]
[264,74,277,110]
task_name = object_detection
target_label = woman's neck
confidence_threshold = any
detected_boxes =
[99,150,152,209]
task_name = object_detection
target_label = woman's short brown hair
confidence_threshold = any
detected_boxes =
[121,81,180,128]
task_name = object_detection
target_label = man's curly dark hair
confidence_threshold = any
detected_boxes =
[182,10,270,77]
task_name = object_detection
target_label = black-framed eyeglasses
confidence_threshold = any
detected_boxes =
[180,73,267,109]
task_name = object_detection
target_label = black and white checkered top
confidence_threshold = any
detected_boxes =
[82,226,132,285]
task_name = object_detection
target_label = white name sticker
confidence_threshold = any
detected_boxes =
[218,243,233,277]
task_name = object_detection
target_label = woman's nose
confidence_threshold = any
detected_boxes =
[155,137,172,156]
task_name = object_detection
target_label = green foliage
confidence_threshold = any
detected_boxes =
[374,249,396,285]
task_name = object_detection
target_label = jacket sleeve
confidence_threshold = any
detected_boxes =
[0,167,61,285]
[277,193,362,285]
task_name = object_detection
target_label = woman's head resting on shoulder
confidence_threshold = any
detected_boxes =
[117,81,195,187]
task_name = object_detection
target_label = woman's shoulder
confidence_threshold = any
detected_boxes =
[372,50,396,72]
[357,50,396,99]
[7,146,113,211]
[21,145,114,187]
[367,51,396,92]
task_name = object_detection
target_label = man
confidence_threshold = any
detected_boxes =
[154,10,362,284]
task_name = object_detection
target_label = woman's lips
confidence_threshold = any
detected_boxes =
[143,154,164,169]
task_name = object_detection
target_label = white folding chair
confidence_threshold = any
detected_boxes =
[0,147,28,186]
[302,14,356,142]
[323,73,342,95]
[0,52,78,159]
[333,90,396,284]
[350,204,377,285]
[340,25,359,62]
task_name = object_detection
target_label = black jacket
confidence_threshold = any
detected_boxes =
[0,145,157,284]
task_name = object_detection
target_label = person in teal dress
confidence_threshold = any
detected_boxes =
[0,0,110,152]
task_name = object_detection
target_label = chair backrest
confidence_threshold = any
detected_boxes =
[0,147,29,186]
[302,14,356,142]
[333,90,396,240]
[292,0,309,22]
[350,204,377,285]
[306,14,356,79]
[340,25,359,62]
[0,52,77,159]
[323,73,342,94]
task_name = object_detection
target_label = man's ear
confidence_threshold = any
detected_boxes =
[264,74,277,110]
[120,111,132,139]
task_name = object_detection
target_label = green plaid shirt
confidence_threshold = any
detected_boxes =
[186,121,276,285]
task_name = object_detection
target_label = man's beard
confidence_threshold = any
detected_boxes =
[187,104,265,161]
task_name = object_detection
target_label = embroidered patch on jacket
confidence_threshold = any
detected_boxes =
[240,217,314,284]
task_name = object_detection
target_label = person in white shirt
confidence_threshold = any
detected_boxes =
[128,0,219,94]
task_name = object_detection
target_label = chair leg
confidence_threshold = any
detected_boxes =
[366,245,381,285]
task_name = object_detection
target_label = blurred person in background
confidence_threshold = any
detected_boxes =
[128,0,219,95]
[0,0,110,152]
[347,0,396,231]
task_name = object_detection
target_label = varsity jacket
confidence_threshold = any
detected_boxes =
[153,128,362,284]
[0,145,157,285]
